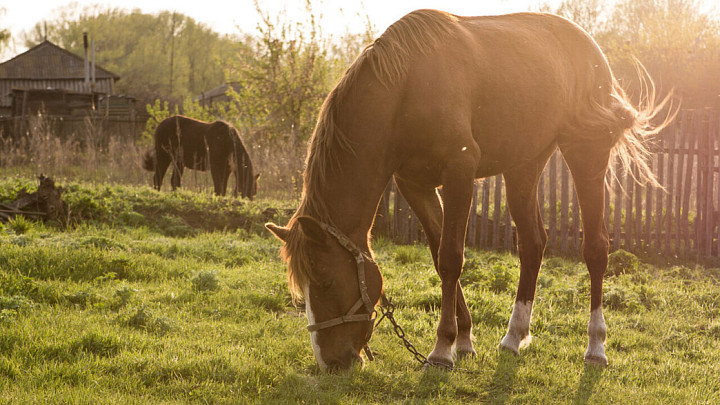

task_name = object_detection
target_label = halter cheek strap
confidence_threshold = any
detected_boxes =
[305,223,378,333]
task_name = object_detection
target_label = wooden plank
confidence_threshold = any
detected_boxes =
[665,115,678,255]
[409,210,419,244]
[480,178,490,249]
[613,156,622,250]
[715,112,720,257]
[493,175,503,250]
[682,111,697,255]
[634,163,643,250]
[467,181,478,246]
[625,163,634,249]
[504,201,514,252]
[672,112,687,255]
[548,152,558,251]
[560,157,570,252]
[604,176,611,246]
[394,183,410,244]
[704,111,715,257]
[697,111,710,256]
[645,153,654,251]
[654,135,665,253]
[373,182,392,238]
[538,165,546,235]
[572,179,581,251]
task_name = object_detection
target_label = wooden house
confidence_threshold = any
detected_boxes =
[0,40,119,117]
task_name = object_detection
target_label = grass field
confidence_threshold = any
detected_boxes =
[1,179,719,404]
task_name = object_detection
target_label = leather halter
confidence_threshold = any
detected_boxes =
[305,222,378,333]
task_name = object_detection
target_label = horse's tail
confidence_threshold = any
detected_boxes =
[607,64,675,188]
[142,148,156,171]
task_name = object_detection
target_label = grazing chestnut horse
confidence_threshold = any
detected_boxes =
[266,10,669,371]
[142,115,258,199]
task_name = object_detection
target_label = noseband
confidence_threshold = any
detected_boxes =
[305,222,378,334]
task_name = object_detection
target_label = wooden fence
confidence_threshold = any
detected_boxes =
[373,109,720,259]
[0,114,147,142]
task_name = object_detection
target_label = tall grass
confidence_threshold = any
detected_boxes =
[0,114,304,201]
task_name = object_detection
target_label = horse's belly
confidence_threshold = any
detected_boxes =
[184,153,208,171]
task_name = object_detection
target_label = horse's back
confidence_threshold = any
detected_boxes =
[154,115,214,169]
[393,11,614,179]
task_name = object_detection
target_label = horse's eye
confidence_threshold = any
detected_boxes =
[321,280,335,289]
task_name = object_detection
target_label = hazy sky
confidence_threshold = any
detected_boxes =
[2,0,564,58]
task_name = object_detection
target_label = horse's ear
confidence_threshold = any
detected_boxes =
[265,223,290,242]
[255,173,261,180]
[297,216,327,245]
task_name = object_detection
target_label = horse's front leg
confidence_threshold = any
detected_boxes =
[427,155,477,368]
[395,177,476,360]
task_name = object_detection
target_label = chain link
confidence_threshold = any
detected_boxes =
[377,300,429,366]
[377,298,473,372]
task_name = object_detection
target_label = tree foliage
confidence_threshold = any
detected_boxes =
[0,7,10,51]
[226,1,342,144]
[23,5,239,107]
[543,0,720,108]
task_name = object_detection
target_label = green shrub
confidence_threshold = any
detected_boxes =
[488,264,517,294]
[70,332,122,357]
[0,295,34,311]
[394,245,425,264]
[114,285,137,308]
[7,215,32,235]
[192,271,220,292]
[607,249,640,277]
[127,305,153,329]
[64,290,95,308]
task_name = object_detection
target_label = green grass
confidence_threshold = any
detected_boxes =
[1,180,719,403]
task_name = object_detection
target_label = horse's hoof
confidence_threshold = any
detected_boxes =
[584,354,608,367]
[498,341,520,356]
[456,348,477,360]
[422,359,455,371]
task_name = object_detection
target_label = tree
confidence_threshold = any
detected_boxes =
[226,1,339,145]
[538,0,606,35]
[0,7,10,51]
[23,5,235,107]
[542,0,720,109]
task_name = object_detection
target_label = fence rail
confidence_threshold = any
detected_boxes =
[373,109,720,259]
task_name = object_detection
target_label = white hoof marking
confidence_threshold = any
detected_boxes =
[500,300,533,354]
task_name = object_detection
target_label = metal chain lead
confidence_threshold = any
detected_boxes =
[377,300,429,366]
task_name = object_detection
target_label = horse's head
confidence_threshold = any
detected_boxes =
[242,172,260,199]
[266,216,383,371]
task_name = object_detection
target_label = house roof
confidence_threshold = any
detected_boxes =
[0,40,119,80]
[194,82,241,101]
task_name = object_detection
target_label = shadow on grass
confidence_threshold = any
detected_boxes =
[487,349,519,404]
[573,364,605,404]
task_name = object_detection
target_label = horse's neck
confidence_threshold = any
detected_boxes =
[310,76,399,244]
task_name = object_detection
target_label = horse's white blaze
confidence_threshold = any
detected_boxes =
[500,300,533,354]
[584,307,608,365]
[304,286,327,370]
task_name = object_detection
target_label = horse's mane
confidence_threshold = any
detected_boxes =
[282,9,459,301]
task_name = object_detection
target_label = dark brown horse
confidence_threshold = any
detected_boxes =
[266,10,670,371]
[142,115,258,198]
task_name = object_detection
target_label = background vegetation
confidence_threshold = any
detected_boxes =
[5,0,716,201]
[0,180,718,403]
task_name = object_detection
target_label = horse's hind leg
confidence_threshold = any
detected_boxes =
[499,149,553,355]
[395,176,476,360]
[560,141,612,367]
[210,160,230,196]
[154,150,171,191]
[170,160,184,191]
